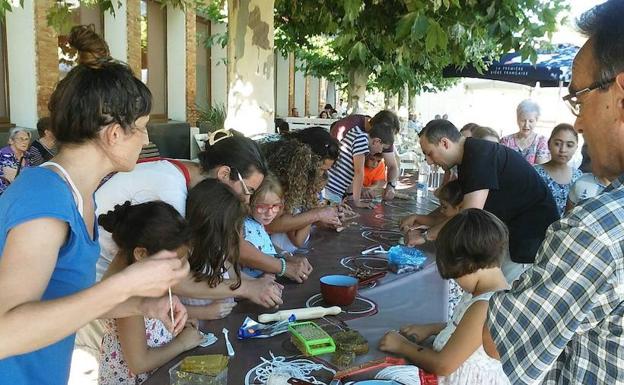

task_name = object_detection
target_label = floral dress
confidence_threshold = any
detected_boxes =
[534,165,582,216]
[99,318,173,385]
[433,292,510,385]
[0,145,31,194]
[500,133,549,165]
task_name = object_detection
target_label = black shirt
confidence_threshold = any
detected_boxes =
[458,138,559,263]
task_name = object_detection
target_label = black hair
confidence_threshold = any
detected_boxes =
[36,117,51,138]
[419,119,462,144]
[275,118,290,134]
[578,0,624,83]
[48,25,152,145]
[186,179,247,290]
[370,110,400,135]
[198,133,268,181]
[548,123,578,143]
[435,209,508,279]
[98,201,190,265]
[368,122,396,146]
[287,126,340,162]
[437,180,463,207]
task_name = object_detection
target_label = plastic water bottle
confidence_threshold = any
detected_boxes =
[417,160,430,198]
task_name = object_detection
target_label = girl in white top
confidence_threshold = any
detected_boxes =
[379,209,510,385]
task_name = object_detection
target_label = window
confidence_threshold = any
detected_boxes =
[141,0,168,120]
[195,16,211,111]
[58,4,104,79]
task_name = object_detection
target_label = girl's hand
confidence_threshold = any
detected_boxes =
[142,295,188,335]
[202,300,237,320]
[399,324,430,343]
[406,228,427,247]
[176,323,203,351]
[284,255,313,283]
[399,215,419,232]
[378,330,410,355]
[246,275,283,308]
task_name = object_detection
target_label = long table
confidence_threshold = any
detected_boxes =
[145,192,447,384]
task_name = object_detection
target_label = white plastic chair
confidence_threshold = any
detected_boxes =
[399,151,419,176]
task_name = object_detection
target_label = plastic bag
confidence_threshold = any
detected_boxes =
[387,246,427,274]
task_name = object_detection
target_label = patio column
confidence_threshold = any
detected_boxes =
[225,0,275,135]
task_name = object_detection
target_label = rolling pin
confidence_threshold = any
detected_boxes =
[258,306,342,323]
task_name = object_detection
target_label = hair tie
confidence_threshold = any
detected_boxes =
[208,129,233,146]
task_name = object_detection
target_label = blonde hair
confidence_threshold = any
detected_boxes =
[250,173,283,207]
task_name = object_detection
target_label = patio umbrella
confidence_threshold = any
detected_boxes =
[442,44,579,87]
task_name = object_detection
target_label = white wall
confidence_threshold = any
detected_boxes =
[274,52,289,117]
[104,0,128,62]
[210,22,227,108]
[6,0,37,128]
[167,7,187,121]
[308,77,320,117]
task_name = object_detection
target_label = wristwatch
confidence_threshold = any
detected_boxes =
[387,181,396,189]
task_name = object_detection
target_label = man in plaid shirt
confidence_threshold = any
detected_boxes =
[483,1,624,384]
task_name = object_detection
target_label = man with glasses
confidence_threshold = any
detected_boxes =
[484,1,624,383]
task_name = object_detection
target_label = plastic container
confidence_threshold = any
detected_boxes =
[169,355,228,385]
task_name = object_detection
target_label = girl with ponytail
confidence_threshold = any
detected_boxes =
[97,201,202,385]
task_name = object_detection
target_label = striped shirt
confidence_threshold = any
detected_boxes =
[326,126,369,198]
[487,175,624,385]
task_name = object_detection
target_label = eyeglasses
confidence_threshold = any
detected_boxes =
[562,77,616,117]
[236,170,252,196]
[254,203,284,214]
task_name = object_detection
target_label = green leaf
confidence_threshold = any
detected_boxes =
[412,15,429,39]
[343,0,362,24]
[396,12,417,40]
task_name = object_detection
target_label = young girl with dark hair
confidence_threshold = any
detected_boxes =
[379,209,510,385]
[179,179,252,313]
[0,25,189,384]
[98,201,201,385]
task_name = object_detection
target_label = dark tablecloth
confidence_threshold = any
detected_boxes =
[144,192,448,385]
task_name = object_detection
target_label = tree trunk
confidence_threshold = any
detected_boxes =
[347,67,369,114]
[408,90,417,115]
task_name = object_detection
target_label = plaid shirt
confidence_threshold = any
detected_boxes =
[487,175,624,385]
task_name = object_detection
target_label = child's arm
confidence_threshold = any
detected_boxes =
[399,323,446,342]
[399,209,445,232]
[186,300,237,320]
[239,240,312,284]
[286,224,312,248]
[351,154,367,207]
[116,316,202,375]
[379,301,489,376]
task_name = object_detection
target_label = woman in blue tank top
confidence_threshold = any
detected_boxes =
[0,25,190,385]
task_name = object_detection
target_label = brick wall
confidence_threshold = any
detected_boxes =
[185,8,197,125]
[34,0,58,118]
[127,0,141,76]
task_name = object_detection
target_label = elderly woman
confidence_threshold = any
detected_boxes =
[500,100,550,164]
[0,127,32,194]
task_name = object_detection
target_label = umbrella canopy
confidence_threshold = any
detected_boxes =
[443,44,579,87]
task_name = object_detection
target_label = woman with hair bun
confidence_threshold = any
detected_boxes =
[0,25,190,384]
